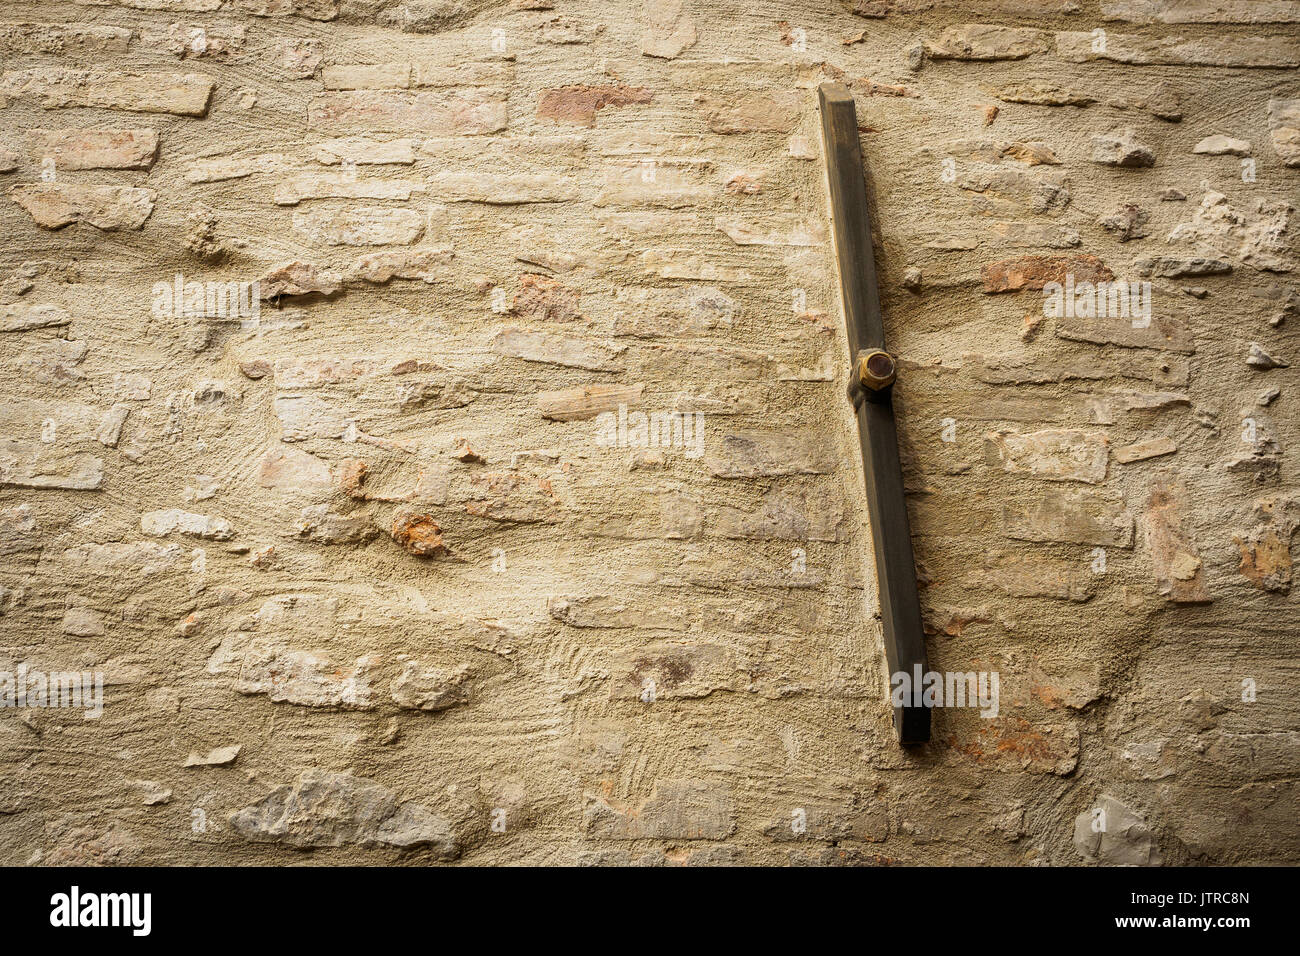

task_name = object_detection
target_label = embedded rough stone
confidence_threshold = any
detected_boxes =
[1055,314,1195,353]
[295,505,379,544]
[1,304,71,332]
[1097,203,1149,241]
[1135,255,1232,278]
[1090,129,1156,167]
[584,780,736,840]
[1192,134,1251,156]
[184,745,241,768]
[510,273,581,321]
[258,261,342,298]
[235,642,378,708]
[1235,495,1297,592]
[1268,98,1300,167]
[1073,795,1163,866]
[1247,342,1289,369]
[229,770,460,856]
[390,510,448,556]
[995,83,1097,107]
[140,509,234,540]
[390,661,472,711]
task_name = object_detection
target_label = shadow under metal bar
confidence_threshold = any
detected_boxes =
[818,82,930,745]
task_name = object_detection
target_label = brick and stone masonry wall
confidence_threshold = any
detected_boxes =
[0,0,1296,865]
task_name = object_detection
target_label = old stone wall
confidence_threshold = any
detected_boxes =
[0,0,1296,866]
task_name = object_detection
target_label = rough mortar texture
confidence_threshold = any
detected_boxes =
[0,0,1297,866]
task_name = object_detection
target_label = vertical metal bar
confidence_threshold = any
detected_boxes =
[818,82,930,744]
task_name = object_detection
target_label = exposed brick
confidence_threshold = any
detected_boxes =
[3,0,1295,869]
[1143,480,1212,603]
[716,487,845,541]
[258,445,334,491]
[321,63,411,90]
[236,0,338,20]
[350,248,452,284]
[292,207,425,246]
[706,431,838,479]
[9,183,155,230]
[464,472,561,523]
[641,0,697,59]
[537,85,652,126]
[273,172,422,205]
[25,129,158,170]
[978,551,1096,601]
[1114,436,1177,463]
[537,383,644,421]
[1003,488,1135,546]
[1055,313,1195,353]
[925,25,1052,60]
[1102,1,1300,24]
[0,439,103,490]
[183,153,285,183]
[0,69,214,115]
[309,89,507,134]
[1056,31,1300,67]
[492,327,625,371]
[694,91,801,134]
[610,642,737,699]
[310,136,416,165]
[0,23,131,55]
[985,428,1109,483]
[981,254,1113,293]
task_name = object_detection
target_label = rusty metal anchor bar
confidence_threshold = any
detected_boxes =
[818,82,930,745]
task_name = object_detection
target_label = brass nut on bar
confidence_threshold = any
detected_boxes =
[857,349,897,390]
